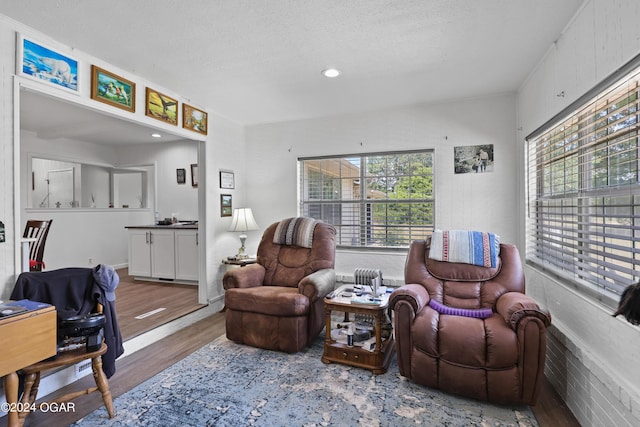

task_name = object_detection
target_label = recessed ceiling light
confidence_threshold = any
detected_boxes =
[151,133,162,138]
[321,68,341,78]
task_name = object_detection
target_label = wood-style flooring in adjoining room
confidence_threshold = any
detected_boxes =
[114,269,206,340]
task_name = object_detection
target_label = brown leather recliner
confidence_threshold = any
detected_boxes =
[223,219,336,353]
[390,239,551,405]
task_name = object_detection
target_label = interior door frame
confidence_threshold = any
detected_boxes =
[13,77,209,304]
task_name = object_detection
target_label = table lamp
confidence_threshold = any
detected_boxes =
[228,208,259,259]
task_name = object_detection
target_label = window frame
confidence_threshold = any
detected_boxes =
[526,53,640,307]
[298,149,435,249]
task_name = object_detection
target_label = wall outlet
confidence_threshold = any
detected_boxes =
[75,359,92,378]
[88,257,92,265]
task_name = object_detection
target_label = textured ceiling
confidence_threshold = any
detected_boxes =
[2,0,583,135]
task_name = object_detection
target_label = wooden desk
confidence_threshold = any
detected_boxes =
[0,305,56,427]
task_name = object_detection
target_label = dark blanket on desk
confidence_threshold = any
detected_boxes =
[11,268,124,378]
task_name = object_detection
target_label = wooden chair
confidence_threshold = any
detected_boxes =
[16,303,115,424]
[22,219,52,272]
[10,266,122,424]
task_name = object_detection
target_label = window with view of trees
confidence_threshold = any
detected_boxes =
[299,150,435,248]
[526,59,640,303]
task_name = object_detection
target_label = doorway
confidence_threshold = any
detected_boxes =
[17,84,208,333]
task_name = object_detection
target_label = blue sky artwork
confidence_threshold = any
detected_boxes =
[22,38,78,91]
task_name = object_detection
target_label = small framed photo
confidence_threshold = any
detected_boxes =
[183,104,208,135]
[18,34,79,93]
[220,170,235,189]
[91,65,136,112]
[221,194,232,217]
[191,164,198,187]
[454,144,494,174]
[177,168,186,184]
[146,87,178,125]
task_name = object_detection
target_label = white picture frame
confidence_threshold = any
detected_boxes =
[16,33,80,94]
[219,170,235,189]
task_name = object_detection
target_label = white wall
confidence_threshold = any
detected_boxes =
[204,113,247,304]
[245,93,518,283]
[0,18,17,297]
[517,1,640,426]
[20,128,202,271]
[116,140,199,221]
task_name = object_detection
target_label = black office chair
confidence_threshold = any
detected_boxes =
[23,219,52,271]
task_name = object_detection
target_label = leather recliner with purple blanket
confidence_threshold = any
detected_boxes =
[389,230,551,405]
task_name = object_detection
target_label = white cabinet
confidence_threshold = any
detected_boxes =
[128,229,153,277]
[128,228,197,282]
[175,230,198,281]
[149,230,176,279]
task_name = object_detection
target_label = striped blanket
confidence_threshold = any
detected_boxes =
[429,229,500,268]
[273,217,320,248]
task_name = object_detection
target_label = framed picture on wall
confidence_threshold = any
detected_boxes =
[17,34,79,94]
[191,164,198,187]
[221,194,232,217]
[183,104,208,135]
[90,65,136,112]
[177,168,186,184]
[146,87,178,125]
[219,170,235,189]
[454,144,494,174]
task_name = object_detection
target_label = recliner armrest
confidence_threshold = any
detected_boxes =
[389,283,430,314]
[223,264,266,290]
[496,291,552,329]
[298,269,335,300]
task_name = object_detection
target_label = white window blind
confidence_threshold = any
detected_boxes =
[299,150,435,248]
[526,63,640,301]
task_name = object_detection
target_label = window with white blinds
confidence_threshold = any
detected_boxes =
[299,150,435,248]
[526,62,640,302]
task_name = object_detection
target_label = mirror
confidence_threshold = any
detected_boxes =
[30,156,148,209]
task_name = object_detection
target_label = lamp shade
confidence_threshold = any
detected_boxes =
[228,208,259,232]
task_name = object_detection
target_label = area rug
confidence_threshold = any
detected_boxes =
[72,335,538,426]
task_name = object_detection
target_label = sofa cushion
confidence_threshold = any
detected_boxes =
[412,308,518,369]
[225,286,309,316]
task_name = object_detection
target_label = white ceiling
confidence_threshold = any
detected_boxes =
[2,0,584,143]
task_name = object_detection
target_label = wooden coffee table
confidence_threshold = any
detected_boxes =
[321,285,394,374]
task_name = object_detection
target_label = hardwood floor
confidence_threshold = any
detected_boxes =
[11,309,580,427]
[533,379,581,427]
[13,313,226,427]
[4,273,579,426]
[114,269,205,340]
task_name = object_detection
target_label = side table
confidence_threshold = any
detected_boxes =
[1,304,57,427]
[321,285,394,374]
[222,257,257,267]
